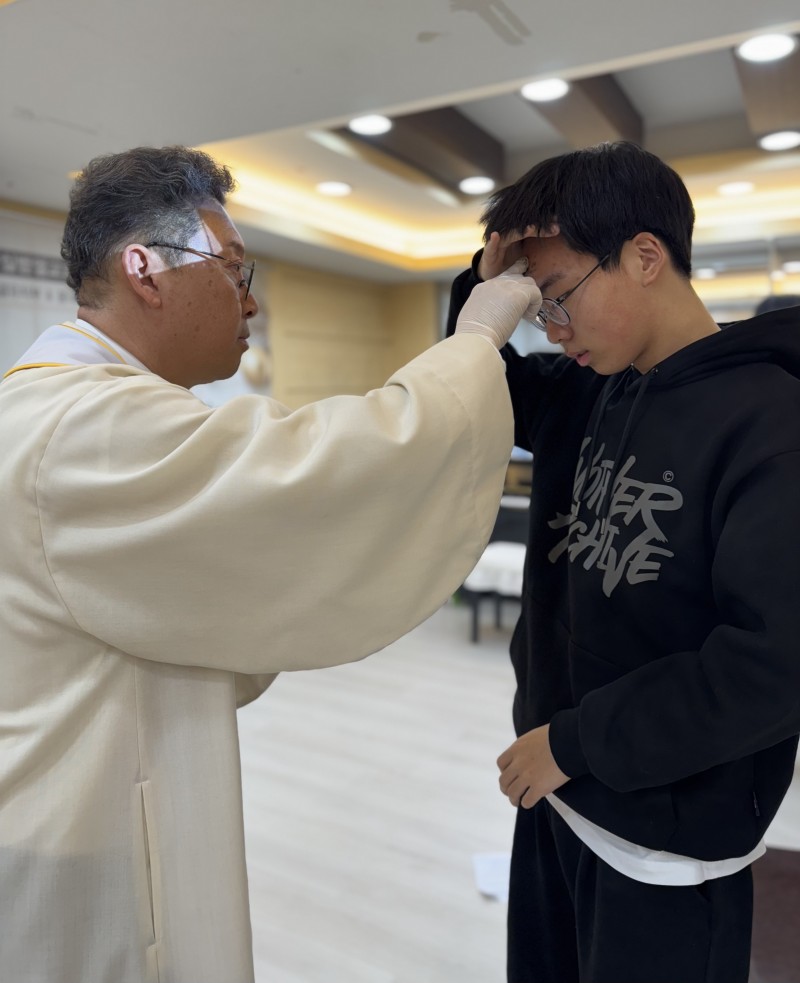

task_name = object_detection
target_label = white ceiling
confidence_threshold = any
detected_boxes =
[1,0,800,288]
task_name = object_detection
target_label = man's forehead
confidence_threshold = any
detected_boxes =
[197,203,245,256]
[522,236,576,292]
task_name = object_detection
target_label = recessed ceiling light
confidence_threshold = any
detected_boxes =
[520,78,570,102]
[316,181,352,197]
[736,33,797,63]
[694,267,717,280]
[758,130,800,151]
[717,181,754,196]
[459,176,496,195]
[782,260,800,274]
[348,114,392,136]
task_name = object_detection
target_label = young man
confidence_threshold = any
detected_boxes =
[447,141,800,983]
[0,145,540,983]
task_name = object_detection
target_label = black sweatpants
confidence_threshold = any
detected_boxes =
[507,800,753,983]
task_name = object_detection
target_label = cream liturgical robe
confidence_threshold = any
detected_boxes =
[0,321,512,983]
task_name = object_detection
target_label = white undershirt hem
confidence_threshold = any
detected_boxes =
[546,793,765,886]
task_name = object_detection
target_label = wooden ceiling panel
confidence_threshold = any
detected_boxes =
[333,107,505,198]
[525,75,643,148]
[733,41,800,138]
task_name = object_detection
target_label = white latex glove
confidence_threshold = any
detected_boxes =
[454,258,542,349]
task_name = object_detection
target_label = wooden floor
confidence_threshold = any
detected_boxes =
[238,600,519,983]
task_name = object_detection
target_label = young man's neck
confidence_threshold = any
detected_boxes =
[633,288,720,374]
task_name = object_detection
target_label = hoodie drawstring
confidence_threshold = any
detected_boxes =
[578,367,656,531]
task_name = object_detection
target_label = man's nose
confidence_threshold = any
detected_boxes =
[243,290,259,319]
[546,320,572,346]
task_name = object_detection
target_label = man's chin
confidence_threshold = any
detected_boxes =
[194,358,242,387]
[216,356,243,382]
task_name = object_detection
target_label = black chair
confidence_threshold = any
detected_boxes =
[458,497,529,642]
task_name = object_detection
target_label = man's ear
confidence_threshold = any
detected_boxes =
[121,244,165,309]
[629,232,666,286]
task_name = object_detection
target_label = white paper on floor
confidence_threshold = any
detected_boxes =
[472,852,511,902]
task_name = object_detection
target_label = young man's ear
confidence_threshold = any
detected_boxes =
[629,232,666,285]
[121,245,165,309]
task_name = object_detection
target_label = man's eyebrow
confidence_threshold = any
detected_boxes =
[536,271,564,295]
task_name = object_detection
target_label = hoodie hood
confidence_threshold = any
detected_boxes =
[645,305,800,389]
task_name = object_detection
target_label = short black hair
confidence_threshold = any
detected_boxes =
[481,141,694,277]
[61,145,236,305]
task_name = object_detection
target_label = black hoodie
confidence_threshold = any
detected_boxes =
[448,258,800,861]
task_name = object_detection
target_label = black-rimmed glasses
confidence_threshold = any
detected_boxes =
[534,254,610,331]
[146,242,255,299]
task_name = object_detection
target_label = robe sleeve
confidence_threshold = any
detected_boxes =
[234,672,278,707]
[36,334,512,674]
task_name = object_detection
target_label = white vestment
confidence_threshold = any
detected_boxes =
[0,322,512,983]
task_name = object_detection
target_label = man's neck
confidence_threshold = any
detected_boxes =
[77,304,158,376]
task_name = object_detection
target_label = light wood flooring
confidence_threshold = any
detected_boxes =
[238,599,519,983]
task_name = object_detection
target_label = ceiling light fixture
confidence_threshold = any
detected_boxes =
[316,181,352,197]
[520,78,570,102]
[458,176,496,195]
[717,181,755,196]
[758,130,800,151]
[348,114,392,136]
[694,268,717,280]
[736,33,798,63]
[782,260,800,274]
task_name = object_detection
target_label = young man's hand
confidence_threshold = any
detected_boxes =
[477,225,561,281]
[497,724,570,808]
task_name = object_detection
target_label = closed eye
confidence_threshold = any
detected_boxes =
[537,274,563,295]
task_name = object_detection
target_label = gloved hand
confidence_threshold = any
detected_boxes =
[454,258,542,349]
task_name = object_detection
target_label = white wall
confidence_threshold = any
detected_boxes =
[0,208,74,373]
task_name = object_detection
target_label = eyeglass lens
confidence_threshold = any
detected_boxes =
[535,299,569,330]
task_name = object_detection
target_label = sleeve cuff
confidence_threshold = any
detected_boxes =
[549,708,591,779]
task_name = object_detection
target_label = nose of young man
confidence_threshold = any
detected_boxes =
[546,319,572,347]
[546,320,592,366]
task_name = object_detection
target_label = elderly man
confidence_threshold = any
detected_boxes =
[0,145,539,983]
